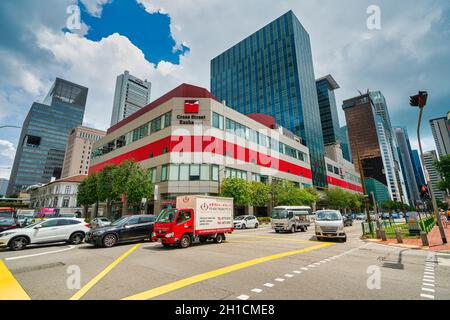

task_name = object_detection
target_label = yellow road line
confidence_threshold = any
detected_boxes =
[70,243,141,300]
[0,259,30,300]
[229,234,319,244]
[123,242,333,300]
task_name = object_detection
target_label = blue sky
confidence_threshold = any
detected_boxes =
[0,0,449,182]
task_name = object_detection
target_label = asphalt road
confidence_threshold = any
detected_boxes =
[1,222,449,300]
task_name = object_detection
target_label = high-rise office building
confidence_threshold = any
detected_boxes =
[342,94,405,203]
[7,78,87,195]
[394,127,420,205]
[430,116,450,157]
[0,178,8,196]
[315,75,340,143]
[61,126,106,178]
[423,150,445,202]
[364,178,391,207]
[211,11,327,187]
[340,126,352,162]
[411,149,426,188]
[110,71,152,126]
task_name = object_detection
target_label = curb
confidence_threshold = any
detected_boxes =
[362,238,450,252]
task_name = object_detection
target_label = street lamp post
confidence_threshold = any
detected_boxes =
[410,91,447,244]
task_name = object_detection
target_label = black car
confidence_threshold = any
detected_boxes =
[343,214,353,227]
[85,215,156,248]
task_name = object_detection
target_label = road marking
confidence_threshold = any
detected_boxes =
[122,242,333,300]
[229,234,325,244]
[284,274,293,278]
[70,243,141,300]
[237,294,249,300]
[301,267,308,271]
[420,293,434,299]
[423,283,435,287]
[5,245,75,261]
[423,278,434,283]
[275,278,285,282]
[251,288,263,293]
[422,288,435,293]
[0,259,30,300]
[293,271,302,274]
[264,283,274,288]
[424,272,434,275]
[308,265,316,268]
[314,262,321,266]
[320,260,327,263]
[424,275,435,279]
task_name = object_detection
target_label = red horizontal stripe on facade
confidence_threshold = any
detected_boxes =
[89,135,313,179]
[327,176,363,193]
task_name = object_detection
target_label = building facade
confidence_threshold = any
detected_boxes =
[340,126,352,163]
[316,75,341,144]
[110,71,152,126]
[90,84,362,213]
[342,94,405,203]
[430,116,450,157]
[0,178,8,197]
[423,150,445,202]
[411,149,426,188]
[364,178,391,208]
[29,175,86,214]
[7,78,87,195]
[394,127,420,206]
[61,126,106,178]
[210,11,327,188]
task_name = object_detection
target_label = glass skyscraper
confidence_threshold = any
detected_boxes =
[411,149,426,188]
[211,11,326,187]
[7,78,87,195]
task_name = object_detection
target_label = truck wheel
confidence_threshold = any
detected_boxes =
[180,235,191,248]
[275,230,280,233]
[214,233,225,243]
[291,226,296,233]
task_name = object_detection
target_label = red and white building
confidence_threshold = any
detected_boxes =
[90,84,361,213]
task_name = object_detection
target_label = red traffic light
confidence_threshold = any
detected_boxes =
[410,91,428,108]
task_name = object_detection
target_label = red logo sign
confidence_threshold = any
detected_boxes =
[182,196,190,203]
[184,100,199,113]
[200,203,209,211]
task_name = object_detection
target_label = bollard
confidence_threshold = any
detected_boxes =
[381,230,387,241]
[420,232,429,247]
[395,229,403,244]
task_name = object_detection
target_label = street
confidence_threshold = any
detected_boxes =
[1,222,449,300]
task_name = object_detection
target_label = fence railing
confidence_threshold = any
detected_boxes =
[362,216,436,238]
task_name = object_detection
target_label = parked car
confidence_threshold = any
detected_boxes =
[381,212,390,220]
[315,210,346,242]
[0,218,91,251]
[0,218,19,233]
[91,217,111,229]
[85,215,156,248]
[354,213,365,221]
[233,215,259,229]
[0,208,14,219]
[60,213,78,218]
[343,214,353,227]
[391,212,400,219]
[17,213,35,227]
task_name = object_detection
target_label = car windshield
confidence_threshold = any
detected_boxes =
[111,217,129,226]
[316,211,341,221]
[0,212,12,218]
[24,221,43,228]
[234,216,245,220]
[272,209,288,219]
[156,209,177,223]
[0,218,15,225]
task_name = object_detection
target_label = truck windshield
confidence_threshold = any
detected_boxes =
[272,209,288,219]
[156,209,177,223]
[316,211,341,221]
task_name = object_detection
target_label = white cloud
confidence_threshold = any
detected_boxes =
[79,0,113,17]
[0,140,15,160]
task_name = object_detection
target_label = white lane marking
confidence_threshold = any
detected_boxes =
[320,260,327,263]
[308,265,316,268]
[424,275,435,279]
[423,283,435,287]
[275,278,285,282]
[237,295,250,300]
[251,288,263,293]
[325,259,331,262]
[420,294,434,299]
[423,278,435,283]
[314,262,321,266]
[284,274,293,278]
[425,268,434,271]
[293,271,302,274]
[301,267,309,271]
[5,245,75,261]
[424,272,435,275]
[422,288,435,293]
[264,283,274,288]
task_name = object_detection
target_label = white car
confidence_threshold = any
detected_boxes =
[91,217,111,229]
[233,215,259,229]
[315,210,346,242]
[0,218,91,251]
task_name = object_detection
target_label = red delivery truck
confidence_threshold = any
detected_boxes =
[152,195,234,248]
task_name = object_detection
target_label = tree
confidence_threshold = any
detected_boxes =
[272,180,316,206]
[249,181,270,207]
[220,178,251,206]
[324,188,351,210]
[349,193,364,211]
[77,173,99,217]
[434,155,450,192]
[97,164,116,218]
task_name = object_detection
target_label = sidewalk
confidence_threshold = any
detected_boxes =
[366,225,450,252]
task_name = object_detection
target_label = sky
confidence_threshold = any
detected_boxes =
[0,0,449,181]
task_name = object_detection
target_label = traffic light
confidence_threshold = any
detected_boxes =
[410,91,428,108]
[410,95,419,107]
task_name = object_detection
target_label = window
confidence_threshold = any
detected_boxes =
[62,198,70,208]
[42,220,59,228]
[190,165,200,181]
[176,210,192,224]
[139,216,155,223]
[334,167,340,175]
[127,216,140,225]
[212,112,224,130]
[327,164,333,173]
[151,116,162,133]
[161,165,168,181]
[162,147,168,154]
[211,165,219,181]
[164,112,172,128]
[201,165,210,180]
[65,185,71,194]
[169,164,180,181]
[149,167,157,183]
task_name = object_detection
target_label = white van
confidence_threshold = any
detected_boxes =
[271,206,312,233]
[315,210,346,242]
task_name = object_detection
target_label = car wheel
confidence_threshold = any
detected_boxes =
[214,233,225,243]
[102,234,117,248]
[254,223,259,229]
[275,230,280,233]
[317,237,322,242]
[9,236,28,251]
[69,232,84,245]
[180,235,191,248]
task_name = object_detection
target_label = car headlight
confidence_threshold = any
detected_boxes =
[165,232,174,238]
[0,232,15,238]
